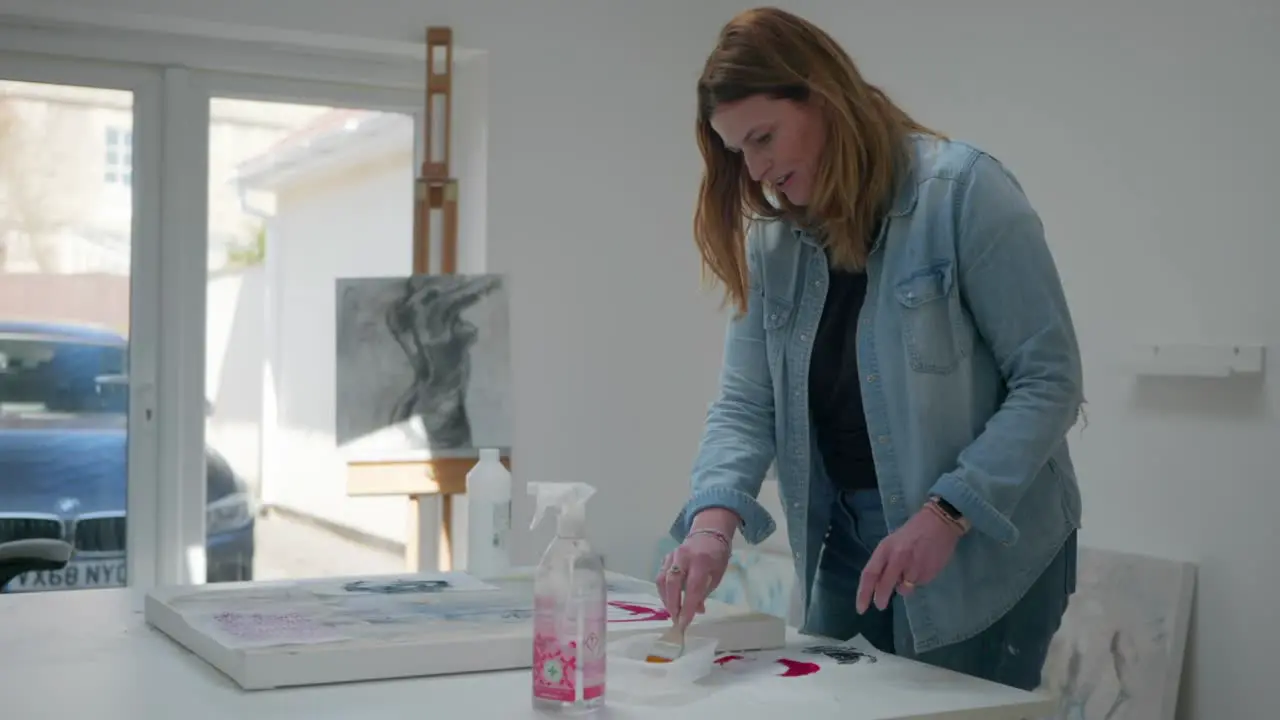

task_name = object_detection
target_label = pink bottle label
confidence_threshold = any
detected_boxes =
[532,594,606,702]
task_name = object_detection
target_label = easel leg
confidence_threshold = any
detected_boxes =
[406,494,453,572]
[438,495,454,571]
[406,495,423,571]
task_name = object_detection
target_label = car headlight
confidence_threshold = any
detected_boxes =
[206,492,254,535]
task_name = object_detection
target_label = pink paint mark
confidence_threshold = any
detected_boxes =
[712,653,821,678]
[607,600,671,623]
[775,658,821,677]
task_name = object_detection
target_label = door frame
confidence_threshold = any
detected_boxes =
[172,70,423,586]
[0,45,427,590]
[0,51,166,591]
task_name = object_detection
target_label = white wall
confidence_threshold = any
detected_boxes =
[3,1,1277,717]
[452,54,487,275]
[269,153,416,540]
[205,266,265,491]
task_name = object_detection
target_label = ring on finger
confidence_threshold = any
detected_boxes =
[900,579,916,590]
[668,564,683,575]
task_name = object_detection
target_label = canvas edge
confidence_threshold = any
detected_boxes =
[140,570,783,688]
[143,591,252,689]
[1160,560,1198,720]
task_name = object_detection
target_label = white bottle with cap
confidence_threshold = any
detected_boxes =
[465,448,512,578]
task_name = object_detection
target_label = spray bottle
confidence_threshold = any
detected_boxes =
[528,482,607,713]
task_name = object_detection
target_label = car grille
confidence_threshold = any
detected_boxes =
[73,514,127,553]
[0,513,127,553]
[0,516,64,544]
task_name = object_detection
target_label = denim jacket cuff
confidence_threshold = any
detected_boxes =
[929,473,1020,546]
[669,485,777,546]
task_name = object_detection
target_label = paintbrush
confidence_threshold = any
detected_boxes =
[645,623,685,663]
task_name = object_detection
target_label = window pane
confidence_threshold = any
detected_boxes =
[206,97,414,582]
[0,80,134,593]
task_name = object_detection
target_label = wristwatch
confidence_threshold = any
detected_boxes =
[934,496,962,519]
[929,495,972,534]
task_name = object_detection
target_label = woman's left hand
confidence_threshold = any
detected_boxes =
[856,506,962,614]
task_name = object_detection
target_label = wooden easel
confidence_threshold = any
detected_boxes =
[345,27,510,573]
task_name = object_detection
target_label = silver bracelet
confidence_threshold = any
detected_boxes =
[686,528,732,550]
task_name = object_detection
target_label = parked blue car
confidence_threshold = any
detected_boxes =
[0,320,255,592]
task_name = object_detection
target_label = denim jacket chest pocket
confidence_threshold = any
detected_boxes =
[763,295,794,369]
[893,260,972,374]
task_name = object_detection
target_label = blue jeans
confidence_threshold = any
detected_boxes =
[806,489,1076,691]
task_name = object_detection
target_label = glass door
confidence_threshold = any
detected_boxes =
[197,73,422,583]
[0,54,162,593]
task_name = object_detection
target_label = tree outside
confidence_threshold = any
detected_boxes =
[0,84,105,274]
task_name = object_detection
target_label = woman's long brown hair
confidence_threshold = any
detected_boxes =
[694,7,940,313]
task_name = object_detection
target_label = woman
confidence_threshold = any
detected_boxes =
[658,7,1083,691]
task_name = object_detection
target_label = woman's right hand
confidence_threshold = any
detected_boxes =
[656,510,737,629]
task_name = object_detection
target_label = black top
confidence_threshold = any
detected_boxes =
[808,254,879,492]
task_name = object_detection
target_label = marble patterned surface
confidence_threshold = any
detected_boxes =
[1038,546,1195,720]
[334,274,511,457]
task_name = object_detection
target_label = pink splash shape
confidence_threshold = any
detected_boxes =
[776,658,821,677]
[607,600,671,623]
[712,653,821,678]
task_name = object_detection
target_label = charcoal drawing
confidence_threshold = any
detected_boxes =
[343,579,451,594]
[334,274,511,456]
[802,645,878,665]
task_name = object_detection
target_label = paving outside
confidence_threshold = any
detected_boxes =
[252,511,404,581]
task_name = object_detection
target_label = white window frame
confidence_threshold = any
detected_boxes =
[0,50,166,592]
[0,15,429,590]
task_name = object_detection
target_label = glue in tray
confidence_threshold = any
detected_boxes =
[608,632,720,690]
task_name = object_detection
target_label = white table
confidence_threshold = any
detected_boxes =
[4,587,1055,719]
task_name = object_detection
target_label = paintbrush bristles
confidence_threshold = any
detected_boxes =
[645,625,686,663]
[657,625,685,647]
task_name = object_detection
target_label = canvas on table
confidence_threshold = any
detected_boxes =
[334,274,511,459]
[143,571,786,690]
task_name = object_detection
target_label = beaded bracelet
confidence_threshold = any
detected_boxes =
[686,528,732,550]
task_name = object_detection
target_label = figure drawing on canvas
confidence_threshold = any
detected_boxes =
[335,274,511,457]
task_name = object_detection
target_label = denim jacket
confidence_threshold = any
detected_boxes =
[670,135,1084,653]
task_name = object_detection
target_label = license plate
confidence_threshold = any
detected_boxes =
[5,559,127,592]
